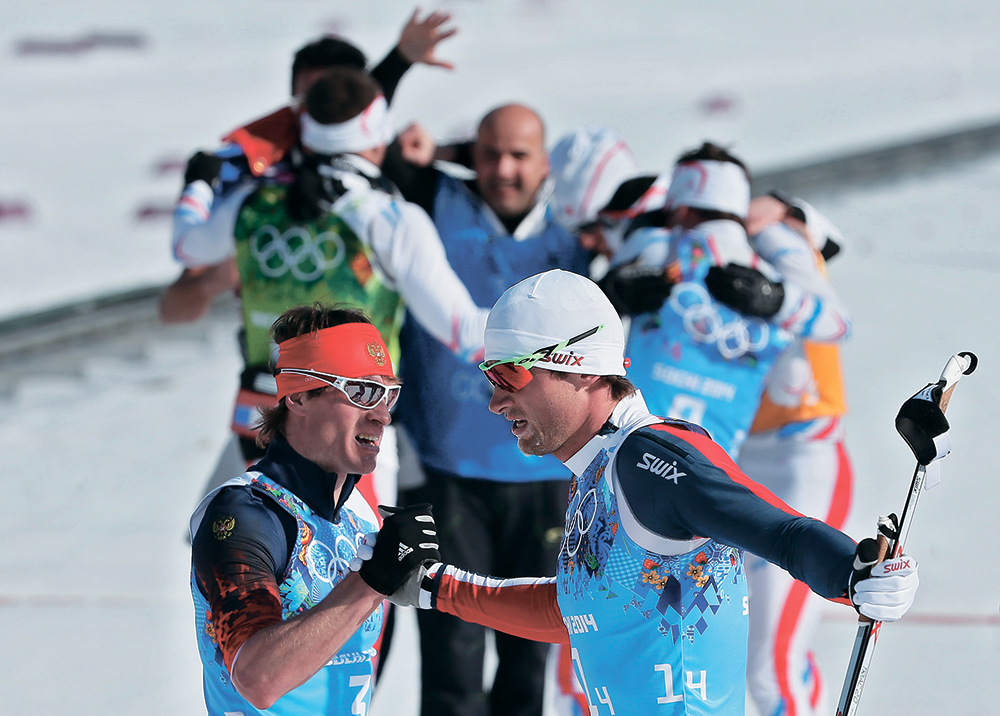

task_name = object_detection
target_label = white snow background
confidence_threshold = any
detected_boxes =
[1,1,999,714]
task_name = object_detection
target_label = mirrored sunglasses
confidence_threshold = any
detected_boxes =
[278,368,400,410]
[478,325,604,393]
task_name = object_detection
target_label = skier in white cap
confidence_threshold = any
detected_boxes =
[553,133,858,715]
[548,126,677,315]
[549,125,643,258]
[381,268,917,716]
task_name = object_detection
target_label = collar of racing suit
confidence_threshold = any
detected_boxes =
[254,435,360,523]
[562,390,661,477]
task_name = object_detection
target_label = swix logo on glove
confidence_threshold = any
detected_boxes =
[883,558,913,573]
[637,453,687,482]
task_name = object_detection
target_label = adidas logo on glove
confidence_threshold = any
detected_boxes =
[358,503,440,596]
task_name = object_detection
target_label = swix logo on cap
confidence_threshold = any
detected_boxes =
[637,452,687,482]
[538,351,585,367]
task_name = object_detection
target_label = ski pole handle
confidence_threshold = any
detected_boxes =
[938,351,977,413]
[853,514,899,624]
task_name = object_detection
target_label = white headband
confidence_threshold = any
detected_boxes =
[300,94,394,155]
[663,159,750,219]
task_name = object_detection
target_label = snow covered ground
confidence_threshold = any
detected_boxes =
[2,2,1000,714]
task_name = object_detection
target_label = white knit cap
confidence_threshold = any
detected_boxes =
[485,270,626,376]
[549,126,641,229]
[662,159,750,219]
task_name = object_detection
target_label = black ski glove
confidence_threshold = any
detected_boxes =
[598,265,676,316]
[183,151,224,188]
[705,264,785,318]
[768,190,842,261]
[358,504,440,595]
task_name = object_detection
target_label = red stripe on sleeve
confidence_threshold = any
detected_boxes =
[647,424,805,517]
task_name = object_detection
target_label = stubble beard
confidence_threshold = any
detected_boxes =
[516,425,555,457]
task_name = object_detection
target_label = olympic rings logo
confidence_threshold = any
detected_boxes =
[306,534,358,584]
[249,225,347,282]
[667,281,771,360]
[561,487,598,559]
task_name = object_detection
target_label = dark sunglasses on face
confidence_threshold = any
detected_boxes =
[478,325,604,393]
[278,368,401,410]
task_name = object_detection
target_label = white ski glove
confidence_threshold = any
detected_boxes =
[349,533,377,572]
[851,554,919,622]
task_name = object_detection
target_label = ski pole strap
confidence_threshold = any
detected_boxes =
[876,513,899,543]
[895,382,952,465]
[894,351,977,466]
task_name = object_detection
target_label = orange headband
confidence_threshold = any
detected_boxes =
[274,323,394,399]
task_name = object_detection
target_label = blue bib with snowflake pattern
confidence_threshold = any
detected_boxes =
[556,449,748,715]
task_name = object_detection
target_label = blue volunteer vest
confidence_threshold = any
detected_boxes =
[626,228,791,458]
[191,473,383,716]
[557,448,748,715]
[397,174,591,480]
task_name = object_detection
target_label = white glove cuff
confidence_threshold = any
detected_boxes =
[418,562,443,610]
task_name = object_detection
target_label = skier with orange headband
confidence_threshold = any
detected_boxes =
[190,303,441,716]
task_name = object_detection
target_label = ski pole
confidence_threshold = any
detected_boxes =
[835,351,977,716]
